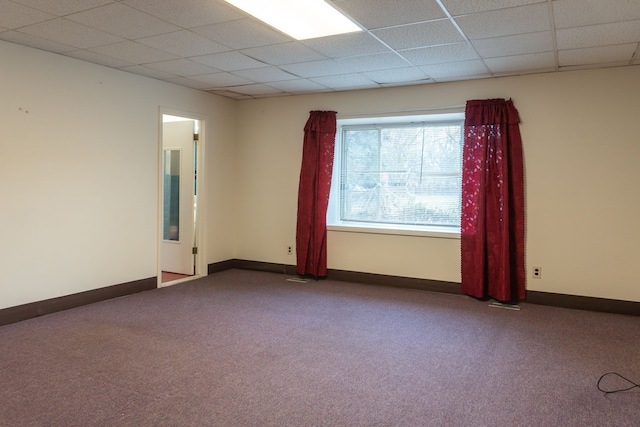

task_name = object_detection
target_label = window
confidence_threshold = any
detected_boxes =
[327,113,463,237]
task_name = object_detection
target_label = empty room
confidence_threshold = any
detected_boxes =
[1,0,639,425]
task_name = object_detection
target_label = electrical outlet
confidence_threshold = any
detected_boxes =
[532,266,542,279]
[287,245,293,255]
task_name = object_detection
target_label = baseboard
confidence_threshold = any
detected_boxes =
[527,290,640,316]
[213,259,639,316]
[0,277,157,327]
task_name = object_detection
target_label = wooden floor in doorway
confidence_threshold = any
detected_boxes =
[161,271,193,283]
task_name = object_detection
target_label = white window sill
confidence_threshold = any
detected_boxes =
[327,223,460,239]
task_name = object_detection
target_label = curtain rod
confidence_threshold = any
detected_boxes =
[337,105,465,119]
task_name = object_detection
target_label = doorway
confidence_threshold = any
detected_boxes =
[159,112,203,285]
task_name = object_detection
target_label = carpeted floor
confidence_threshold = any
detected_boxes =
[1,269,638,426]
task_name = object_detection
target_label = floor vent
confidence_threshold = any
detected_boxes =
[489,301,520,311]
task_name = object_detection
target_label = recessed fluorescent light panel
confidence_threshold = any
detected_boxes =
[224,0,362,40]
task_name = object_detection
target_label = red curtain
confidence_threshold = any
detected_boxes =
[461,99,525,302]
[296,111,337,278]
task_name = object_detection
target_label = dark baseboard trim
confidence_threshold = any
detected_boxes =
[208,259,236,275]
[212,259,639,316]
[327,269,461,295]
[527,290,640,316]
[0,277,157,327]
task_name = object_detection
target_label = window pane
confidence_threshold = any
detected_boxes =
[163,149,180,241]
[339,122,462,228]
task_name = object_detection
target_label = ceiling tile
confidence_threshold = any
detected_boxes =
[553,0,640,29]
[420,60,491,79]
[455,3,550,39]
[265,79,330,92]
[472,32,554,58]
[556,20,640,50]
[143,59,221,76]
[332,52,412,72]
[192,18,291,50]
[372,19,465,50]
[335,0,446,29]
[136,30,229,57]
[123,0,244,28]
[559,44,638,67]
[89,41,178,63]
[232,67,298,82]
[0,30,76,53]
[360,67,430,84]
[310,73,380,90]
[191,51,267,72]
[484,51,556,74]
[66,3,181,39]
[280,59,342,78]
[302,32,391,58]
[64,49,134,68]
[281,53,410,78]
[0,1,54,28]
[189,72,255,87]
[162,76,215,90]
[10,0,114,16]
[223,84,286,96]
[399,42,479,66]
[242,42,328,66]
[119,65,178,80]
[18,18,124,49]
[442,0,546,16]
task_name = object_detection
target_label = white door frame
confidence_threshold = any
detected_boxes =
[157,106,208,287]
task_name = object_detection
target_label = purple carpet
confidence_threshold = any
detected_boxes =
[1,269,638,426]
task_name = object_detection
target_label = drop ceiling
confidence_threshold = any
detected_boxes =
[2,0,639,99]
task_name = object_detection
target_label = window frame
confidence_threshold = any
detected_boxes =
[327,112,464,239]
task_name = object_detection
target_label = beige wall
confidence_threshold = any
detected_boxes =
[0,41,236,309]
[235,66,640,302]
[2,38,639,309]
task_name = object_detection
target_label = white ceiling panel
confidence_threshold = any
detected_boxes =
[143,59,221,77]
[442,0,545,16]
[556,20,640,50]
[119,65,178,80]
[559,44,638,68]
[190,72,255,87]
[223,84,285,96]
[192,19,291,50]
[302,32,391,58]
[485,52,556,74]
[163,76,216,90]
[265,79,330,93]
[191,51,268,72]
[65,49,133,68]
[66,3,181,40]
[553,0,640,29]
[334,0,446,29]
[18,18,124,49]
[372,19,465,50]
[455,3,550,39]
[137,30,230,57]
[232,67,298,82]
[0,1,54,29]
[421,60,491,80]
[399,43,479,66]
[360,67,430,84]
[3,0,639,98]
[310,73,380,90]
[11,0,114,16]
[0,30,76,53]
[89,41,178,64]
[241,42,328,66]
[123,0,244,28]
[472,32,554,58]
